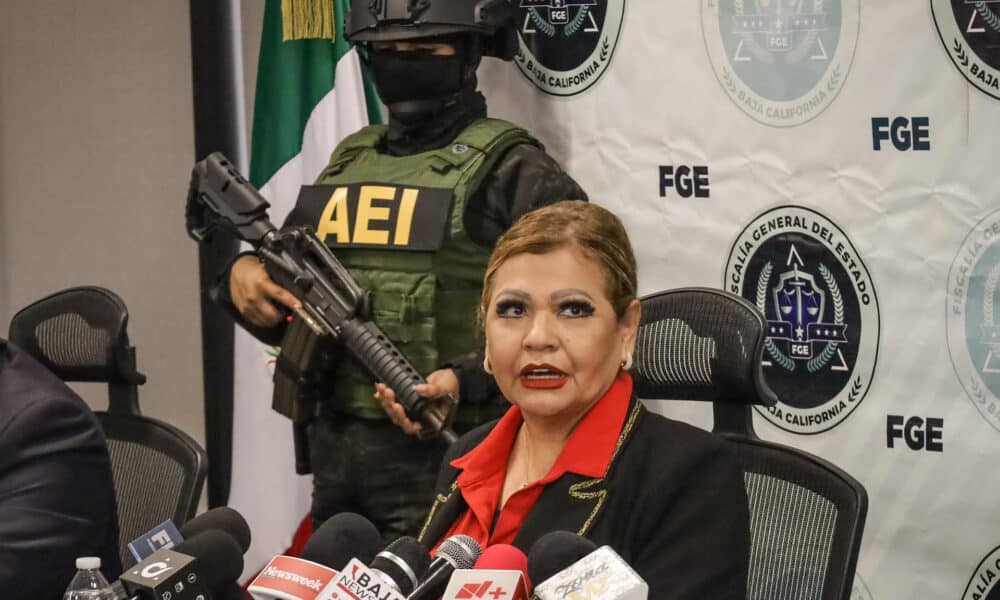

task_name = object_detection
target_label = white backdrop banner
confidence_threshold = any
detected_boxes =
[477,1,1000,598]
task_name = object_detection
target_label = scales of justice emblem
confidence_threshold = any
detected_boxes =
[759,248,849,373]
[513,0,624,96]
[702,0,859,126]
[730,0,832,63]
[980,262,1000,375]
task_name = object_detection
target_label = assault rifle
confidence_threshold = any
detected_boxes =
[186,152,458,445]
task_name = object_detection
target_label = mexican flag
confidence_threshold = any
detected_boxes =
[231,0,380,579]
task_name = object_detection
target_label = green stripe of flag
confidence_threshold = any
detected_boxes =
[249,0,381,188]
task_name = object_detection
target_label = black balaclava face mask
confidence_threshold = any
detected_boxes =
[364,35,487,154]
[368,48,466,109]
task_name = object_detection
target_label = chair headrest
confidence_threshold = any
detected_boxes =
[8,286,146,385]
[631,287,776,406]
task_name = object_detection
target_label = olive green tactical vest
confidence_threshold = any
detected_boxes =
[311,118,539,420]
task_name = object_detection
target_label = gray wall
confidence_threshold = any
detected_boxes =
[0,1,266,452]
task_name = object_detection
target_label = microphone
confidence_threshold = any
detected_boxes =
[113,529,245,599]
[248,555,339,600]
[442,544,530,600]
[526,531,597,586]
[406,535,482,600]
[249,512,384,600]
[529,540,647,600]
[218,582,250,600]
[300,512,383,569]
[321,536,430,600]
[369,537,432,596]
[180,506,253,554]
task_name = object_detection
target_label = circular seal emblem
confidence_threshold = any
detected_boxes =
[724,206,880,434]
[931,0,1000,100]
[513,1,626,96]
[947,208,1000,432]
[962,545,1000,599]
[701,0,860,127]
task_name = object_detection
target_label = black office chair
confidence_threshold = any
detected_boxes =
[8,286,207,568]
[631,287,867,600]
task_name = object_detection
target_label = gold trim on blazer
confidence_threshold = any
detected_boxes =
[418,397,647,548]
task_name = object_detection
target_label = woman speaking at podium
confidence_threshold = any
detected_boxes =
[379,201,751,597]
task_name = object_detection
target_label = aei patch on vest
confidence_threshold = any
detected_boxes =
[291,183,454,251]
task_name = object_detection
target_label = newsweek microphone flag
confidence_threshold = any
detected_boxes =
[231,0,381,580]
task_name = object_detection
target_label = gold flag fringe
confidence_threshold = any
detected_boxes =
[281,0,336,41]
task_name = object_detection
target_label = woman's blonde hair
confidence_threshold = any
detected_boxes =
[480,201,638,322]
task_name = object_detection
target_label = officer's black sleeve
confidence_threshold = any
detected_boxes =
[463,142,589,249]
[209,253,287,346]
[452,143,588,403]
[208,208,307,346]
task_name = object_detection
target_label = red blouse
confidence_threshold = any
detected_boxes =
[438,371,633,550]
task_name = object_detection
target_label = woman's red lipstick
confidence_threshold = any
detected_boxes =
[519,363,568,389]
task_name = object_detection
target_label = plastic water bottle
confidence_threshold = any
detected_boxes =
[63,557,114,600]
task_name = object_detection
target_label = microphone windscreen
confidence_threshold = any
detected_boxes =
[527,531,598,585]
[300,512,382,570]
[437,534,482,570]
[176,529,245,590]
[215,582,249,599]
[179,507,252,552]
[475,544,528,571]
[475,544,531,590]
[370,536,431,595]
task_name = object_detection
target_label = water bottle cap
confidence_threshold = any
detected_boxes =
[75,557,101,570]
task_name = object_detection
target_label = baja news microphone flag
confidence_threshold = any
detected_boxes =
[231,0,381,580]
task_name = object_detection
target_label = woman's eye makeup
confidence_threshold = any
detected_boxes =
[558,300,595,318]
[495,299,527,318]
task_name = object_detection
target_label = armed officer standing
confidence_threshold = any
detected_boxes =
[217,0,587,538]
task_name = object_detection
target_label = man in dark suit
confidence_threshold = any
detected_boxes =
[0,338,121,596]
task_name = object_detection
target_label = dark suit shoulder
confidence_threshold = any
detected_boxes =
[0,340,122,592]
[615,406,735,478]
[0,342,101,446]
[599,404,749,599]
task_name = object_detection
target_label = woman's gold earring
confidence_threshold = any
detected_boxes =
[483,356,493,375]
[621,352,633,371]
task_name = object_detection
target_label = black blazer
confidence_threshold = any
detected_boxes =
[0,340,121,598]
[418,397,750,599]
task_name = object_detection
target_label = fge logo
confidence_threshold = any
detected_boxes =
[932,0,1000,100]
[886,415,944,451]
[658,166,710,198]
[871,117,930,151]
[513,1,625,96]
[701,0,860,127]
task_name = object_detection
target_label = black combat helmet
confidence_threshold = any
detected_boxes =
[346,0,518,59]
